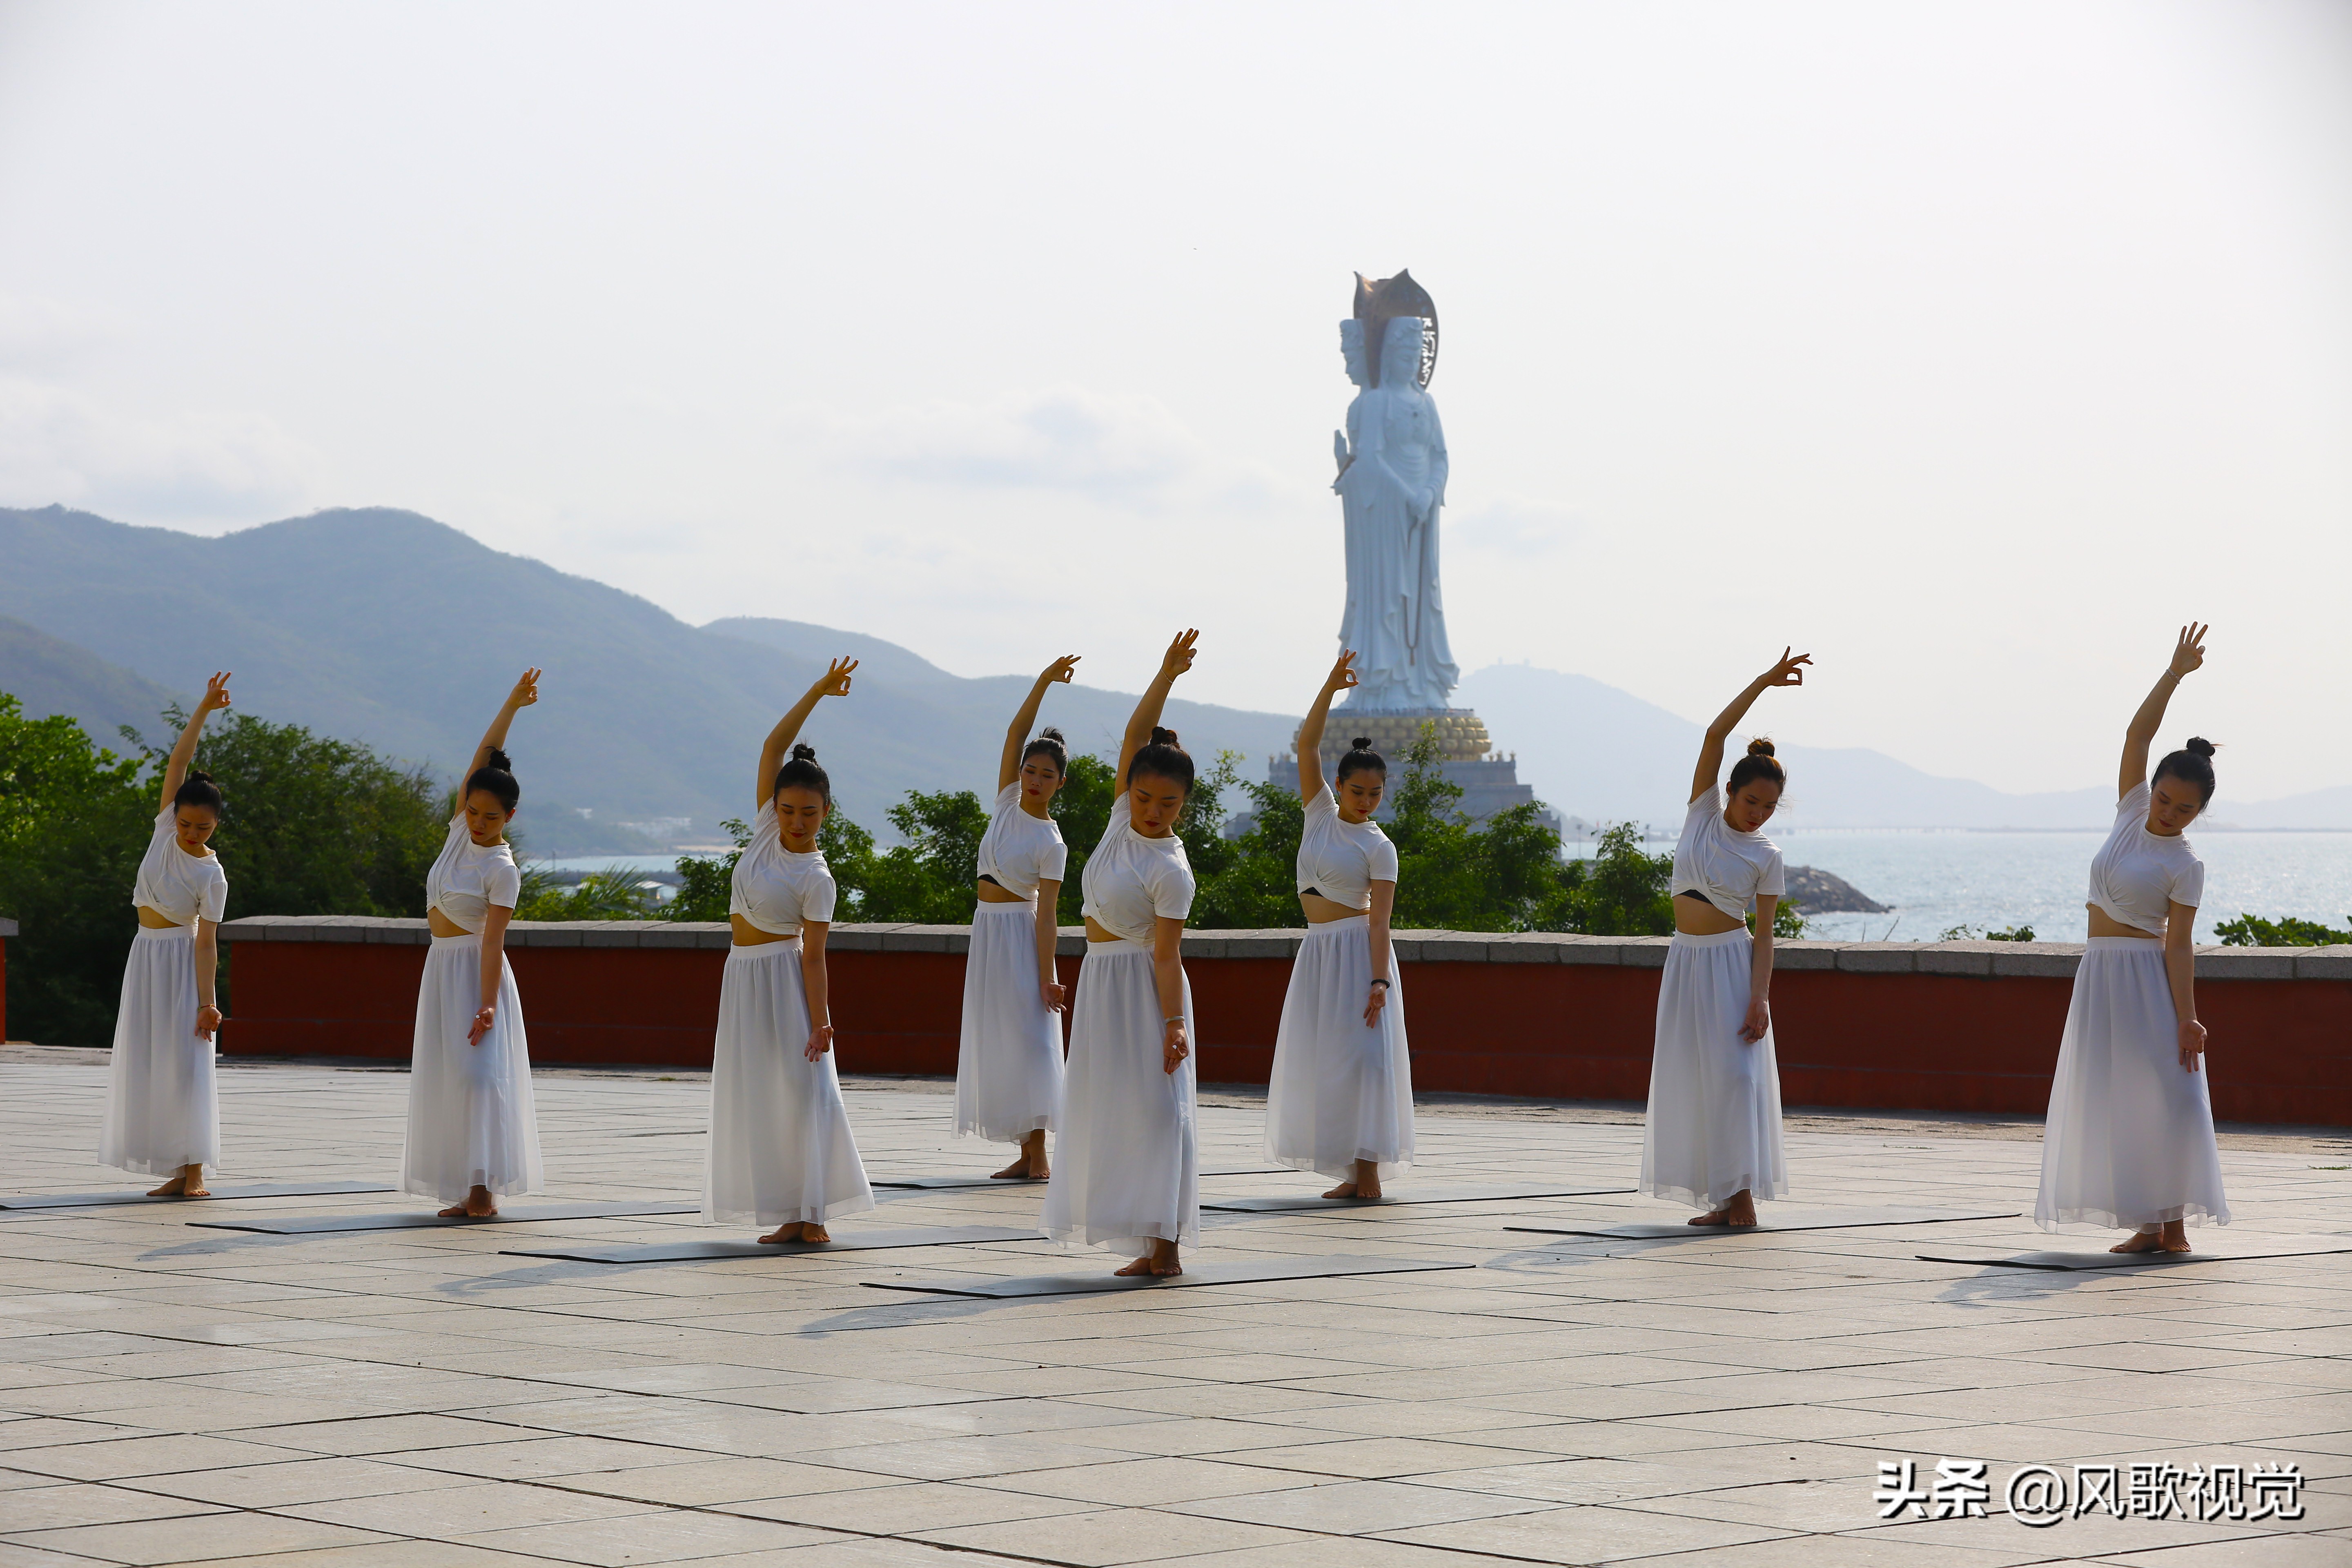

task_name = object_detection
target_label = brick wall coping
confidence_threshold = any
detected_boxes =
[216,915,2352,981]
[0,917,16,938]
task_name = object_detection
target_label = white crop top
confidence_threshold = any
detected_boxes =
[1671,787,1786,919]
[2087,781,2204,934]
[132,808,227,927]
[974,782,1069,901]
[1296,785,1398,909]
[1080,796,1194,944]
[730,799,838,936]
[425,814,522,934]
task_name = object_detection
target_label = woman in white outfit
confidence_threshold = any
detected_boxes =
[402,669,544,1218]
[705,658,876,1245]
[2037,624,2227,1254]
[1042,630,1202,1277]
[1265,649,1413,1199]
[961,653,1081,1181]
[101,672,235,1196]
[1642,648,1811,1228]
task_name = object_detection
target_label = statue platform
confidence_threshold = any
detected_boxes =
[1241,707,1561,834]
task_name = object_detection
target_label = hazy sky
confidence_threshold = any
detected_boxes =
[2,1,2346,800]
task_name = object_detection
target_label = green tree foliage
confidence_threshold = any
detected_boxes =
[663,818,751,923]
[139,707,445,924]
[1939,922,2036,942]
[2215,913,2352,947]
[0,696,155,1044]
[828,789,990,923]
[0,697,448,1045]
[516,866,661,922]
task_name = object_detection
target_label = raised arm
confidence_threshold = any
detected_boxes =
[472,668,541,780]
[1000,655,1080,791]
[2120,624,2207,800]
[1297,650,1358,804]
[756,658,857,808]
[1117,630,1199,785]
[159,672,232,811]
[1690,649,1811,805]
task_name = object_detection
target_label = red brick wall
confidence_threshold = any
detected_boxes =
[223,936,2352,1124]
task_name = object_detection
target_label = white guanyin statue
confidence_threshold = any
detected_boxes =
[1332,292,1457,713]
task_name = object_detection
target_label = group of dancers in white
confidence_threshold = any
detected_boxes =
[101,624,2228,1267]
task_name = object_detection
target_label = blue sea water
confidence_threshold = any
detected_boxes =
[1569,829,2352,944]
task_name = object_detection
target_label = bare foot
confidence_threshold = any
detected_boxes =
[991,1158,1032,1179]
[147,1176,187,1198]
[2159,1221,2191,1253]
[182,1179,210,1198]
[802,1223,829,1244]
[760,1222,806,1245]
[1323,1182,1360,1199]
[1151,1247,1183,1278]
[1114,1255,1155,1276]
[2110,1230,2163,1254]
[1688,1191,1759,1228]
[441,1187,496,1221]
[438,1204,471,1218]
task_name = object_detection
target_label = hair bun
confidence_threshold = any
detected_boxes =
[1350,737,1374,751]
[1746,737,1776,758]
[2185,736,2216,758]
[1038,726,1065,744]
[1150,726,1181,748]
[483,746,513,772]
[186,769,213,784]
[790,741,818,762]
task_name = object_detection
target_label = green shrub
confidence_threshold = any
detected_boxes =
[2215,913,2352,947]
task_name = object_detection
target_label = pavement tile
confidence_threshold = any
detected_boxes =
[447,1507,845,1564]
[3,1058,2344,1568]
[913,1506,1314,1565]
[2,1512,389,1565]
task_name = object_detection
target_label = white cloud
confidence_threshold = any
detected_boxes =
[834,387,1278,513]
[0,376,323,525]
[1448,498,1587,559]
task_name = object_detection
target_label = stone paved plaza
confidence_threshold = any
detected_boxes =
[2,1047,2348,1568]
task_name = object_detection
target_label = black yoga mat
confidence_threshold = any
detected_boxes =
[1510,1206,2020,1240]
[1917,1236,2352,1271]
[865,1253,1474,1299]
[872,1165,1287,1191]
[187,1200,702,1234]
[1205,1183,1633,1213]
[0,1181,396,1212]
[503,1224,1044,1264]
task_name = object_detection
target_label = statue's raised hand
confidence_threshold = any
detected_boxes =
[2169,624,2208,679]
[1160,630,1200,678]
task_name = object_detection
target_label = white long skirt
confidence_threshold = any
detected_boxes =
[1265,915,1414,1182]
[98,925,220,1176]
[401,934,544,1203]
[2036,938,2230,1232]
[954,899,1064,1143]
[1042,941,1198,1255]
[705,939,875,1226]
[1641,928,1788,1208]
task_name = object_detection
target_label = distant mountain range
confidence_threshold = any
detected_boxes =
[1455,664,2348,832]
[1,503,2339,843]
[0,505,1296,852]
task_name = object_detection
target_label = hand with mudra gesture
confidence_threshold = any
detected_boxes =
[1761,648,1810,689]
[1322,648,1360,699]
